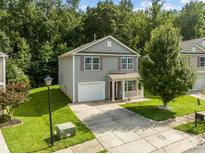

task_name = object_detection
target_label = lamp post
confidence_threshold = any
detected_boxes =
[44,75,54,146]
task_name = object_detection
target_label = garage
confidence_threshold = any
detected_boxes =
[192,77,205,91]
[78,81,105,102]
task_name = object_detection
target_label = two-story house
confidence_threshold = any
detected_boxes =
[58,35,144,103]
[181,37,205,91]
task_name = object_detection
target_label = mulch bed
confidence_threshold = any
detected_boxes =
[0,119,22,128]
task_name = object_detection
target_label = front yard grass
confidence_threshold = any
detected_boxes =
[175,121,205,135]
[122,95,205,121]
[2,85,95,153]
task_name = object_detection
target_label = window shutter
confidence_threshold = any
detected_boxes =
[197,56,200,67]
[100,57,103,70]
[118,57,121,70]
[81,56,84,71]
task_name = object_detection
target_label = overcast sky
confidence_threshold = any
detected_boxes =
[78,0,205,11]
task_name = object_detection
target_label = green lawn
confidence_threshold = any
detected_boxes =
[122,95,205,121]
[2,85,95,153]
[175,121,205,135]
[144,90,159,99]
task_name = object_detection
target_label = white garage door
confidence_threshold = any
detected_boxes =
[193,77,205,91]
[78,81,105,102]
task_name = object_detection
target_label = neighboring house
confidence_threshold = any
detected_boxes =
[0,50,7,115]
[180,37,205,91]
[0,51,7,90]
[58,35,144,103]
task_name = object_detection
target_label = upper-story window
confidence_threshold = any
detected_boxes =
[84,57,100,71]
[121,57,134,70]
[199,57,205,67]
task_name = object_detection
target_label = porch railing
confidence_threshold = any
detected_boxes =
[125,90,143,98]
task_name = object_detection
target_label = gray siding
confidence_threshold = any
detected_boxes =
[74,55,138,102]
[80,38,135,54]
[59,56,73,100]
[0,58,3,82]
[189,55,205,72]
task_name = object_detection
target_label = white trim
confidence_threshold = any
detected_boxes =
[58,59,60,85]
[180,44,205,54]
[84,56,100,71]
[59,35,140,58]
[122,81,125,100]
[78,81,105,85]
[72,55,75,103]
[76,53,138,57]
[121,57,134,70]
[112,81,115,102]
[197,76,205,78]
[3,58,6,90]
[78,81,105,102]
[197,71,205,73]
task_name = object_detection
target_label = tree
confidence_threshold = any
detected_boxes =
[82,0,119,42]
[176,1,205,40]
[119,0,133,11]
[149,0,164,29]
[140,23,196,109]
[0,81,29,118]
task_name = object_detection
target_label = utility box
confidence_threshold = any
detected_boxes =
[55,122,76,139]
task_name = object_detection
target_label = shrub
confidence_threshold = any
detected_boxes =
[0,114,11,123]
[0,82,30,118]
[6,60,30,84]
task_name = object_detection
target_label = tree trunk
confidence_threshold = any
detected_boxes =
[163,102,168,110]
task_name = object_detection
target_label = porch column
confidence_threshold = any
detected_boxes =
[112,81,115,102]
[141,85,144,98]
[136,80,138,97]
[122,80,125,100]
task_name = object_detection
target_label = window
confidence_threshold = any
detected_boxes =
[121,57,134,70]
[200,57,205,67]
[192,47,196,52]
[202,41,205,47]
[107,41,112,47]
[125,81,135,92]
[84,57,100,71]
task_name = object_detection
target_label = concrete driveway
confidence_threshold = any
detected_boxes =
[70,101,204,153]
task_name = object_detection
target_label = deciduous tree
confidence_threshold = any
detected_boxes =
[140,23,196,109]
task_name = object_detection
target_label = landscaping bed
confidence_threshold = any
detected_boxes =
[122,95,205,121]
[175,121,205,135]
[0,118,22,128]
[2,85,95,153]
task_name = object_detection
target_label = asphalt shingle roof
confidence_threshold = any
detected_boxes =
[181,37,205,50]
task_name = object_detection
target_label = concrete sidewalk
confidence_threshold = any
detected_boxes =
[55,139,104,153]
[0,129,9,153]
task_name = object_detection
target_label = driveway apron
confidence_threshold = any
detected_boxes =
[69,101,204,153]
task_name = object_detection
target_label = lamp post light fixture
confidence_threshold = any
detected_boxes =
[44,75,54,146]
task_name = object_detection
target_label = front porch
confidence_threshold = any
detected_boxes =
[108,73,144,102]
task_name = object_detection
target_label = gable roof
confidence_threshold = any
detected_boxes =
[181,44,205,54]
[59,35,139,58]
[181,37,205,50]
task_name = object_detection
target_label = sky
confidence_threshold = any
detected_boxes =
[78,0,205,11]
